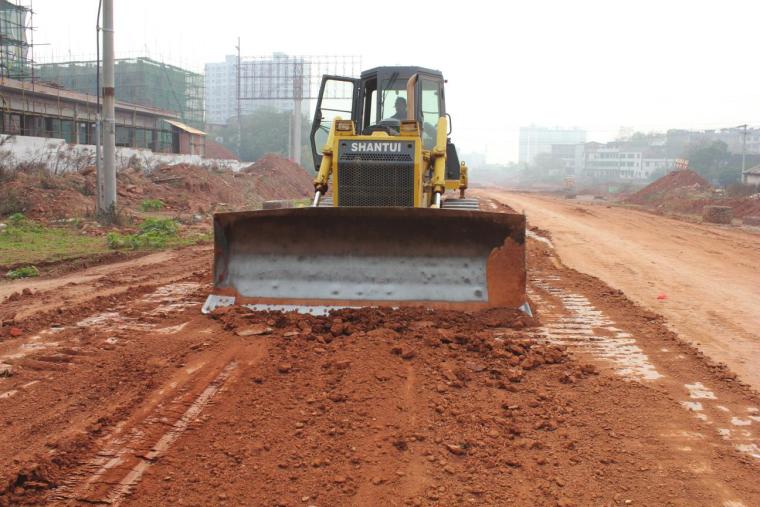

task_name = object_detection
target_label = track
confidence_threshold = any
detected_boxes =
[1,208,759,505]
[478,189,760,390]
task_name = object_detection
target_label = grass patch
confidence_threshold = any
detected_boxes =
[140,199,165,212]
[0,214,108,267]
[107,218,210,250]
[1,214,210,271]
[6,265,39,279]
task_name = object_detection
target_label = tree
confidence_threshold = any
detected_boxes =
[216,108,312,165]
[685,140,737,186]
[527,153,567,182]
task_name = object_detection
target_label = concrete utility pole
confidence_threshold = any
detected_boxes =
[236,37,242,159]
[292,60,303,164]
[740,124,748,175]
[99,0,117,220]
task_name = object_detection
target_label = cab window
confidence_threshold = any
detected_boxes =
[379,72,408,122]
[420,78,442,149]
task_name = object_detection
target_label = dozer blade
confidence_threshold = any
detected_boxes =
[203,207,526,315]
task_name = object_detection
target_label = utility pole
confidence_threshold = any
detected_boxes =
[99,0,117,221]
[292,59,303,164]
[236,37,242,159]
[95,0,103,212]
[740,124,748,175]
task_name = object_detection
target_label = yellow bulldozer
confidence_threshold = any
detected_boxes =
[203,66,527,315]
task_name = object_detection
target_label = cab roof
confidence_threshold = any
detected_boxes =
[360,66,444,80]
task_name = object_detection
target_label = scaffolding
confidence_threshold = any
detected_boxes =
[0,0,33,80]
[35,57,204,128]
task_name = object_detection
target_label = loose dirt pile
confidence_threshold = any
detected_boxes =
[0,154,313,222]
[625,169,712,206]
[624,169,760,219]
[242,154,316,202]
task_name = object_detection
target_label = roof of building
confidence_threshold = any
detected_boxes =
[164,119,206,136]
[0,77,180,119]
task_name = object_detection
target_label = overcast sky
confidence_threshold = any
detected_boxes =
[33,0,760,163]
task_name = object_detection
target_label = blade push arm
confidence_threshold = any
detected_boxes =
[312,119,338,206]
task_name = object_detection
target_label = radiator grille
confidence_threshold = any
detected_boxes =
[337,143,415,207]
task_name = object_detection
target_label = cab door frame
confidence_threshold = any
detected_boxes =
[309,75,361,171]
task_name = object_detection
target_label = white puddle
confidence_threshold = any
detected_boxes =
[143,283,201,315]
[736,444,760,459]
[0,389,18,399]
[530,278,661,381]
[685,382,717,400]
[1,339,59,362]
[681,401,703,412]
[156,322,190,335]
[731,417,752,427]
[526,230,555,249]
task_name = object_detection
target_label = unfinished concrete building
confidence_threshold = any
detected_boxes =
[0,0,31,80]
[0,77,205,156]
[36,57,204,129]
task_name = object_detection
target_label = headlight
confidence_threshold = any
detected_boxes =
[335,120,354,132]
[400,120,419,134]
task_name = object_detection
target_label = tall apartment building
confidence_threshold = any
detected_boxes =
[205,55,247,125]
[518,126,587,165]
[204,53,309,125]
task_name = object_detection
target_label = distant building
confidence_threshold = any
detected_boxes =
[205,52,309,125]
[205,55,248,125]
[743,166,760,186]
[581,142,674,180]
[666,128,760,156]
[519,126,586,165]
[550,144,585,175]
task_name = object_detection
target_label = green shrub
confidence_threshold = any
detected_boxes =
[140,199,164,212]
[107,218,179,250]
[139,217,178,235]
[6,265,39,279]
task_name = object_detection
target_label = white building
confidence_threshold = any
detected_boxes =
[519,126,586,165]
[204,53,309,125]
[582,143,674,180]
[204,55,250,125]
[743,166,760,185]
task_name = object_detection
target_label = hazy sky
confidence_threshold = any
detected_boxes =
[33,0,760,163]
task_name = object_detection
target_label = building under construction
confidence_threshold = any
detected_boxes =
[36,57,204,128]
[0,0,32,80]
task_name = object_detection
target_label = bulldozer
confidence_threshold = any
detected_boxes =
[203,66,527,315]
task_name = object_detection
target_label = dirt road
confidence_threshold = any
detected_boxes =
[1,209,760,505]
[481,189,760,390]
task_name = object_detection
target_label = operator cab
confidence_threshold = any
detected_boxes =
[310,66,449,170]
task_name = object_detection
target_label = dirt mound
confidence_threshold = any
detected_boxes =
[242,153,315,201]
[0,155,313,221]
[623,170,760,219]
[625,169,711,206]
[204,139,238,161]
